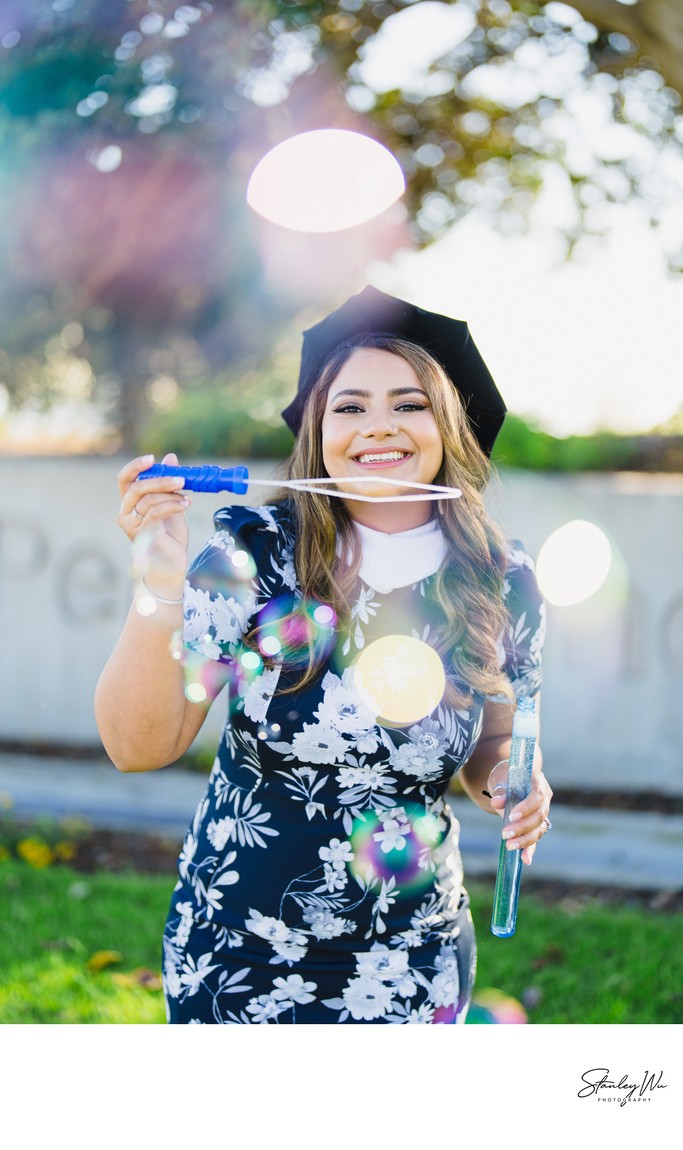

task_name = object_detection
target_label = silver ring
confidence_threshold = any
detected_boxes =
[131,506,144,520]
[542,817,552,833]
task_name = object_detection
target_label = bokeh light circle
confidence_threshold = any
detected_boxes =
[352,635,446,725]
[536,519,612,606]
[246,129,405,232]
[240,651,262,671]
[314,604,335,626]
[135,594,156,617]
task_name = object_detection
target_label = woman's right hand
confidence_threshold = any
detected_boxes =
[117,452,191,596]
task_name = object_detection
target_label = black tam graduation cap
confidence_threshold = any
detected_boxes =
[281,285,506,456]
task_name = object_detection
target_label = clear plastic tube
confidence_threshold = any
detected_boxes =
[490,697,538,938]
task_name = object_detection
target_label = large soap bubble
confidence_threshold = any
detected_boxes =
[347,803,444,897]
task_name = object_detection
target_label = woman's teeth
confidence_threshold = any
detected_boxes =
[356,451,409,463]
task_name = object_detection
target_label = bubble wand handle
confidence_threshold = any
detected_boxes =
[138,463,250,494]
[490,697,538,938]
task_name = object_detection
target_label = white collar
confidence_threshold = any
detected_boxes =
[336,518,448,593]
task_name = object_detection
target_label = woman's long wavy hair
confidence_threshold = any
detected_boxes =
[245,333,514,707]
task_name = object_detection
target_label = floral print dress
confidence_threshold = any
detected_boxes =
[161,501,545,1024]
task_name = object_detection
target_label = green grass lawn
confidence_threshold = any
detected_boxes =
[1,859,681,1024]
[0,860,172,1023]
[471,884,683,1024]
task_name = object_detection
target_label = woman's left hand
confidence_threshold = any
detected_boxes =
[486,758,553,865]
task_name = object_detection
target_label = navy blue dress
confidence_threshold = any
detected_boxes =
[161,501,545,1024]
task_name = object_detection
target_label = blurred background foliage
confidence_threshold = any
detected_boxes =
[0,0,681,467]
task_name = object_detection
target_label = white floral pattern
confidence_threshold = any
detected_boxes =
[162,502,545,1023]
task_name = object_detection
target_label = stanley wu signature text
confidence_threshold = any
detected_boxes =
[578,1069,667,1106]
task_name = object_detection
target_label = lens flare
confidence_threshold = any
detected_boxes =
[246,129,405,232]
[352,635,446,725]
[347,804,443,897]
[536,519,612,606]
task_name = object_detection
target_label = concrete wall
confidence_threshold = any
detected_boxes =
[1,457,681,794]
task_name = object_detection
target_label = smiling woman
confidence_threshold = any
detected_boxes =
[96,285,550,1025]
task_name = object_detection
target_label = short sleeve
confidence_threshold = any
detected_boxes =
[182,502,296,664]
[498,540,546,701]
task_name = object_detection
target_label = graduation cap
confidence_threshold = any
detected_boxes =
[281,285,506,456]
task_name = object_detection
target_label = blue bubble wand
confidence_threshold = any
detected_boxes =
[490,697,538,938]
[137,463,462,504]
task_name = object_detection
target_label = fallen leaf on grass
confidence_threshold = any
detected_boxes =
[17,837,53,867]
[54,841,77,861]
[87,950,123,973]
[112,968,163,991]
[531,944,566,970]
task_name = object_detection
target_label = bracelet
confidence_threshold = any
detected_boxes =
[139,577,184,605]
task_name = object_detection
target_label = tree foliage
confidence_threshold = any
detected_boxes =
[0,0,680,450]
[491,412,683,472]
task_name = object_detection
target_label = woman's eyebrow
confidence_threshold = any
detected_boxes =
[330,386,427,401]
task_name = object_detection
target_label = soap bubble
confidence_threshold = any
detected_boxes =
[251,595,337,667]
[466,988,528,1024]
[347,803,445,897]
[180,647,231,705]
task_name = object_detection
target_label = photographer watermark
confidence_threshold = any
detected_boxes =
[578,1068,668,1107]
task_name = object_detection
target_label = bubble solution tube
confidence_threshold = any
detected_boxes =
[490,696,538,938]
